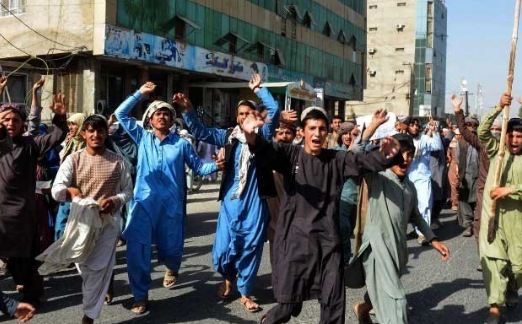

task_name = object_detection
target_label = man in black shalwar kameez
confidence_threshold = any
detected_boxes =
[0,90,67,306]
[244,107,400,324]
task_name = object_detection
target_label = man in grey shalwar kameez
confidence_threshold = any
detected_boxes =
[348,134,450,324]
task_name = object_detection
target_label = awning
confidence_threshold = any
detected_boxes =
[215,32,250,47]
[284,4,303,20]
[176,14,201,30]
[245,41,274,52]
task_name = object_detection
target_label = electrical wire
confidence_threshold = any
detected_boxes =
[0,32,50,76]
[0,2,86,50]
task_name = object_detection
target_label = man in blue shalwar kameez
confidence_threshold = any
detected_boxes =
[176,74,279,313]
[114,82,221,314]
[405,117,443,245]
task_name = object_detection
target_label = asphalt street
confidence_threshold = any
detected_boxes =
[1,183,521,323]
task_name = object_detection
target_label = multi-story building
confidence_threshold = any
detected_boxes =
[0,0,366,125]
[353,0,447,117]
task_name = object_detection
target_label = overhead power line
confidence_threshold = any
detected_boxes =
[0,2,87,51]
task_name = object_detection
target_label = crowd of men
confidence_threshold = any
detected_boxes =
[0,72,521,324]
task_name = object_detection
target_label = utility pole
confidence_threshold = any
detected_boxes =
[476,83,483,118]
[403,62,415,115]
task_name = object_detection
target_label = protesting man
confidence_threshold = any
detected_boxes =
[349,133,450,324]
[405,117,443,244]
[478,93,522,324]
[324,114,343,148]
[266,122,296,266]
[452,95,489,239]
[51,115,133,324]
[243,106,400,324]
[115,82,221,314]
[0,80,67,307]
[178,74,279,312]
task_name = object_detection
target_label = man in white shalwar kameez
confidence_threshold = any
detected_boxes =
[52,115,132,324]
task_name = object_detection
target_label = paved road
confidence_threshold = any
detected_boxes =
[1,183,521,323]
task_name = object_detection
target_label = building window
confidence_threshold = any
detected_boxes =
[348,36,357,50]
[369,4,378,9]
[323,22,333,38]
[0,73,26,104]
[215,32,249,55]
[396,24,405,31]
[0,0,25,16]
[174,15,201,42]
[397,2,406,6]
[246,41,271,62]
[271,49,285,67]
[174,18,186,41]
[368,69,376,77]
[337,30,346,44]
[369,27,378,32]
[395,70,405,74]
[349,74,357,86]
[302,11,313,29]
[395,47,405,52]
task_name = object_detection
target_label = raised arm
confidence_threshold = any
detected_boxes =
[176,93,227,147]
[249,74,280,140]
[361,109,388,141]
[419,131,443,153]
[452,95,481,150]
[26,77,45,136]
[34,93,68,157]
[478,93,511,158]
[343,137,401,177]
[115,82,156,144]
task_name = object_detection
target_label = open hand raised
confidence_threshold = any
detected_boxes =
[50,92,67,115]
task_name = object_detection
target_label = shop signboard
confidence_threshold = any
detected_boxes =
[105,25,194,69]
[324,81,353,99]
[193,48,268,81]
[104,25,267,81]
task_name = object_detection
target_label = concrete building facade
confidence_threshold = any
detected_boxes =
[351,0,447,118]
[0,0,367,125]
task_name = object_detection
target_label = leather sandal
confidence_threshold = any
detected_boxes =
[163,270,177,289]
[240,296,262,313]
[130,300,148,315]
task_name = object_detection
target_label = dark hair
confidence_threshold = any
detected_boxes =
[81,115,108,132]
[508,118,522,133]
[279,122,296,135]
[301,109,328,127]
[236,99,257,111]
[393,133,415,154]
[0,104,27,121]
[332,115,343,122]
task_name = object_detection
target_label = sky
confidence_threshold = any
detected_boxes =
[445,0,521,116]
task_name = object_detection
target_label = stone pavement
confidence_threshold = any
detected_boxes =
[1,183,521,323]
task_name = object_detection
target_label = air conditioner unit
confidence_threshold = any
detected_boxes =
[368,48,377,54]
[396,24,405,30]
[368,69,377,76]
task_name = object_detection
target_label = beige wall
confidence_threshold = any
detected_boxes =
[0,0,99,58]
[362,0,417,116]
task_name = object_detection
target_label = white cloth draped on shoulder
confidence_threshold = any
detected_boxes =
[36,197,107,275]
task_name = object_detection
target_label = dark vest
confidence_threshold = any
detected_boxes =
[218,128,276,200]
